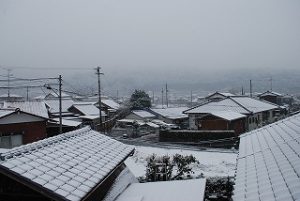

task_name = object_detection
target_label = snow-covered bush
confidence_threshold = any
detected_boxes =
[143,153,199,182]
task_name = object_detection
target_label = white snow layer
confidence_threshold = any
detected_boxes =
[125,146,237,178]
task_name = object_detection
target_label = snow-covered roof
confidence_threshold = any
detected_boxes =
[52,118,82,127]
[209,111,246,121]
[79,114,106,120]
[132,110,156,118]
[231,97,279,113]
[45,99,74,113]
[45,91,72,99]
[2,101,49,118]
[146,122,160,128]
[150,107,188,120]
[185,97,279,115]
[185,98,250,114]
[0,127,134,201]
[0,110,14,118]
[233,113,300,201]
[0,109,49,122]
[258,90,283,97]
[70,103,99,116]
[101,99,120,110]
[0,94,23,98]
[117,119,159,128]
[115,179,206,201]
[206,92,236,98]
[0,148,8,154]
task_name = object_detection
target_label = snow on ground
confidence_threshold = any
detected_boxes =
[125,145,237,178]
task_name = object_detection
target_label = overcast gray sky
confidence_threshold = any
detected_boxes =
[0,0,300,93]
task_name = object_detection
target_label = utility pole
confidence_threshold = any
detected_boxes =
[26,86,29,101]
[152,91,155,105]
[270,76,273,91]
[96,66,104,131]
[59,75,62,134]
[190,90,193,106]
[165,83,168,107]
[250,80,252,98]
[7,69,13,97]
[161,88,164,108]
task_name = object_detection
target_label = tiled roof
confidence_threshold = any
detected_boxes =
[258,91,283,97]
[150,107,188,120]
[184,98,250,114]
[185,97,279,114]
[70,103,101,116]
[0,127,134,201]
[206,92,236,98]
[233,113,300,201]
[52,118,82,127]
[101,99,120,110]
[132,110,155,118]
[3,101,49,118]
[231,97,279,113]
[45,99,74,113]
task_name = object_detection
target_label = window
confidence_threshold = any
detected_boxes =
[0,135,23,149]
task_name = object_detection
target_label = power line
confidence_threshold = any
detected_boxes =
[1,66,94,70]
[0,77,58,82]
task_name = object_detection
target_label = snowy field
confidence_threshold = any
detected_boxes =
[125,145,237,178]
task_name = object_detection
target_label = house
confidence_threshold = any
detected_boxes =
[113,119,160,137]
[184,96,281,132]
[258,90,294,106]
[44,91,72,100]
[125,110,156,121]
[197,111,246,135]
[0,127,135,201]
[232,113,300,201]
[68,103,107,130]
[1,101,49,118]
[0,109,48,148]
[46,117,82,137]
[0,94,24,102]
[205,92,236,102]
[149,107,189,128]
[45,99,75,118]
[257,90,283,105]
[99,98,121,119]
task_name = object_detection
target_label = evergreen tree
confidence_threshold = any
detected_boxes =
[130,89,151,109]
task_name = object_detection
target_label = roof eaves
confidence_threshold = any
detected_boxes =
[81,148,135,201]
[183,101,212,114]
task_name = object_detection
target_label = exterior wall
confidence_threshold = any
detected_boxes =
[259,95,278,104]
[247,113,263,131]
[198,116,246,135]
[229,119,246,136]
[188,114,197,130]
[0,121,47,148]
[199,116,228,130]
